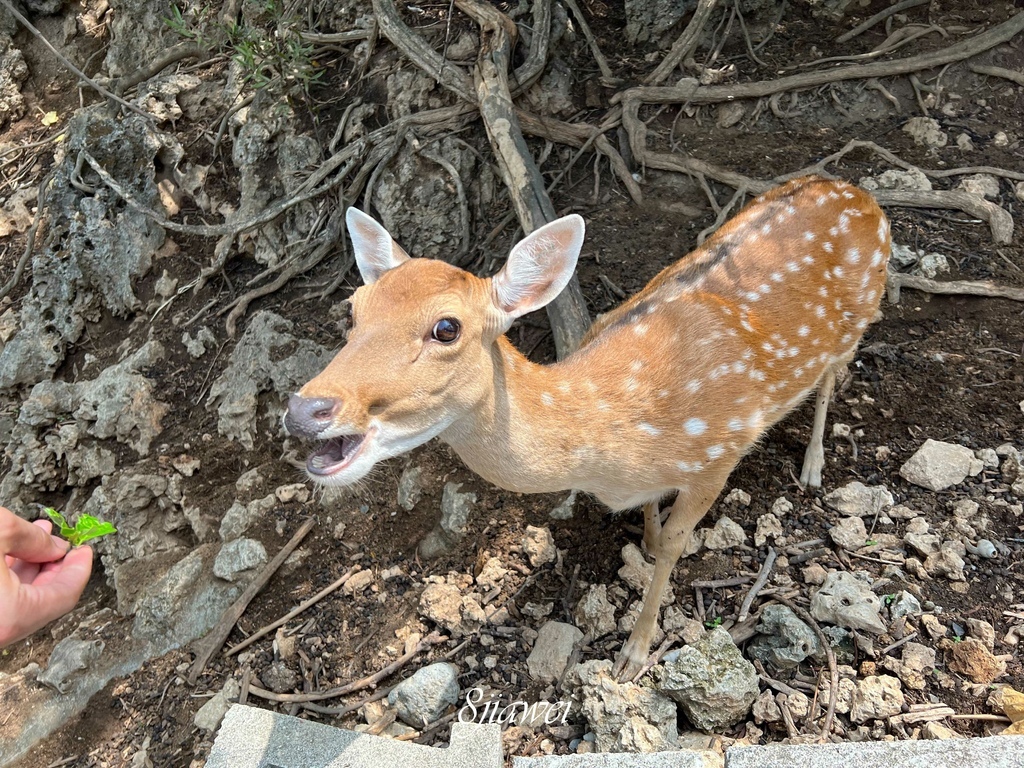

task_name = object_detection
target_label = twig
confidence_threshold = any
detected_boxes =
[226,566,358,656]
[691,575,753,589]
[737,546,776,622]
[107,42,209,94]
[0,0,154,119]
[0,173,50,301]
[969,64,1024,87]
[773,594,839,742]
[837,0,930,44]
[886,271,1024,304]
[880,631,918,656]
[645,0,723,86]
[187,517,316,684]
[246,632,446,703]
[300,686,391,716]
[562,0,614,81]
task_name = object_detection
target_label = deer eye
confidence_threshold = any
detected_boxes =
[431,318,461,343]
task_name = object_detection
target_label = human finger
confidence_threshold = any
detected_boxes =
[0,510,70,563]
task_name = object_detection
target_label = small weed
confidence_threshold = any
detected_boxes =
[704,616,723,629]
[45,508,117,547]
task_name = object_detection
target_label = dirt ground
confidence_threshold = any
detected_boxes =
[2,1,1024,766]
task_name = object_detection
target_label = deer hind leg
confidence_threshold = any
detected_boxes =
[642,500,662,554]
[800,355,854,488]
[613,483,722,682]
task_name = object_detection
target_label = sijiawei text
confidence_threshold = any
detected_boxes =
[457,687,572,726]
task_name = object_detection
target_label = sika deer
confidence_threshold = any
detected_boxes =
[284,176,891,680]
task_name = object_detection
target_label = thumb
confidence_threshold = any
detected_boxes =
[1,514,70,563]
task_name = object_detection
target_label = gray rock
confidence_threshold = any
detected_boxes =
[220,494,276,541]
[888,590,922,621]
[754,513,782,547]
[440,481,476,537]
[859,168,932,193]
[194,678,241,732]
[36,638,105,694]
[207,311,333,449]
[823,481,893,518]
[523,525,557,568]
[655,627,759,732]
[576,660,677,752]
[748,605,822,669]
[902,117,948,148]
[703,516,746,550]
[527,621,583,682]
[0,35,27,131]
[889,244,922,269]
[958,173,1000,199]
[214,538,267,582]
[182,327,216,358]
[260,661,299,693]
[914,253,950,279]
[475,557,507,591]
[828,517,867,550]
[976,447,1000,469]
[810,571,886,634]
[849,674,905,723]
[549,490,578,520]
[924,547,966,581]
[397,464,425,511]
[388,662,459,727]
[419,581,485,637]
[751,689,781,723]
[574,585,617,639]
[900,439,975,491]
[624,0,695,44]
[882,642,935,690]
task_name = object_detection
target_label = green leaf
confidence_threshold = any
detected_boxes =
[45,507,74,538]
[45,508,117,546]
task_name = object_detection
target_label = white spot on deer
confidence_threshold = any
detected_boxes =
[678,460,703,473]
[842,190,855,200]
[638,422,661,437]
[877,218,888,241]
[684,418,707,436]
[625,377,639,393]
[749,369,766,381]
[785,260,800,272]
[735,396,748,404]
[829,226,838,237]
[557,381,571,394]
[761,223,773,236]
[834,298,843,310]
[833,266,845,278]
[788,347,800,357]
[846,247,861,264]
[802,255,814,265]
[686,379,702,394]
[815,305,826,318]
[658,389,669,398]
[838,214,850,234]
[828,191,840,201]
[762,341,774,353]
[740,318,754,332]
[585,380,598,393]
[541,392,554,406]
[745,291,761,302]
[824,269,832,281]
[759,284,771,295]
[634,323,649,336]
[841,333,852,344]
[706,445,725,460]
[786,204,797,216]
[816,195,828,206]
[728,417,744,431]
[857,318,869,329]
[818,285,829,298]
[770,272,783,283]
[597,400,611,411]
[798,325,810,337]
[803,230,816,241]
[866,290,877,303]
[748,410,764,430]
[732,361,747,374]
[630,360,643,373]
[870,249,884,267]
[823,241,834,253]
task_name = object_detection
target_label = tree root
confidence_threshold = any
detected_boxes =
[886,271,1024,305]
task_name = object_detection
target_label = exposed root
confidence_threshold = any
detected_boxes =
[886,271,1024,305]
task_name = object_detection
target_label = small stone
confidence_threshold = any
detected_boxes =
[875,445,892,462]
[475,557,508,591]
[1016,181,1024,202]
[947,638,1006,684]
[860,168,932,192]
[957,173,1000,199]
[966,618,996,649]
[397,464,424,511]
[849,674,905,723]
[922,721,964,739]
[754,513,783,548]
[703,516,746,550]
[274,483,309,503]
[902,116,948,147]
[823,481,893,517]
[343,569,374,596]
[725,488,751,507]
[549,490,577,520]
[213,538,267,582]
[955,132,975,151]
[574,585,616,638]
[914,253,949,279]
[575,660,677,752]
[439,481,476,536]
[771,497,794,516]
[802,563,828,585]
[783,691,810,719]
[828,517,867,550]
[924,547,966,581]
[388,662,460,726]
[752,689,781,723]
[810,571,886,634]
[260,660,299,693]
[748,604,821,668]
[194,678,240,732]
[522,525,556,567]
[921,614,946,640]
[821,675,857,715]
[888,591,922,621]
[899,439,975,491]
[527,621,584,682]
[882,642,935,690]
[993,131,1009,147]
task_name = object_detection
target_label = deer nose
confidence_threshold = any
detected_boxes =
[284,394,340,439]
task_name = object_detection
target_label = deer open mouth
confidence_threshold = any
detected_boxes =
[306,433,367,476]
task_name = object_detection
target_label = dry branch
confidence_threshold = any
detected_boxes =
[872,188,1013,244]
[452,0,590,357]
[969,63,1024,87]
[886,272,1024,305]
[187,517,315,684]
[619,11,1024,107]
[644,0,723,86]
[836,0,930,44]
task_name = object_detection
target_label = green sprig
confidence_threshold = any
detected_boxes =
[45,508,117,547]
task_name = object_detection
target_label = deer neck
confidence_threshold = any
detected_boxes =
[440,335,591,495]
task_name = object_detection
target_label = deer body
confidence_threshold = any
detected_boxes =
[286,176,891,680]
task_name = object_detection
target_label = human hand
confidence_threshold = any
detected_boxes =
[1,507,94,647]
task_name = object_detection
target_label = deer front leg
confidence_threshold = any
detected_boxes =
[642,500,662,554]
[799,368,834,488]
[613,484,721,681]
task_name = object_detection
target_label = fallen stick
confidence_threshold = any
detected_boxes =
[618,12,1024,107]
[245,632,446,703]
[454,0,590,357]
[886,272,1024,304]
[836,0,930,44]
[737,546,777,623]
[187,517,316,684]
[969,63,1024,87]
[225,565,359,656]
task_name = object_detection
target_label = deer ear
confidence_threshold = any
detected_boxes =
[491,215,585,320]
[346,208,410,284]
